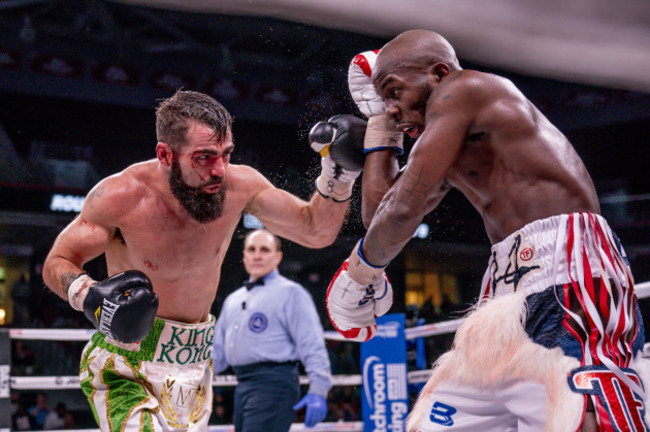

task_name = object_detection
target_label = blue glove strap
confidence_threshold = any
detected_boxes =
[358,237,385,269]
[363,146,404,155]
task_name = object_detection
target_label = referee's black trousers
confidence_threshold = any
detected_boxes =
[233,361,301,432]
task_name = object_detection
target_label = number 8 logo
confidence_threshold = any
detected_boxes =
[430,401,457,426]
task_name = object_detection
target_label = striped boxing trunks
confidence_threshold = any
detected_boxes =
[409,213,649,432]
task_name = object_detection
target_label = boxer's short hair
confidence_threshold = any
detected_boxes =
[156,90,233,150]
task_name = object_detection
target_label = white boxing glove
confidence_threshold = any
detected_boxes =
[316,156,360,202]
[326,239,393,342]
[348,51,403,155]
[348,50,384,118]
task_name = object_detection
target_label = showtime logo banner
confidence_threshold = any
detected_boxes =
[361,314,408,432]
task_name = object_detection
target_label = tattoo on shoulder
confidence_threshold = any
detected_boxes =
[427,109,444,125]
[86,186,105,206]
[432,70,463,102]
[61,271,79,293]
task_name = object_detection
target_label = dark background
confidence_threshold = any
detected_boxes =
[0,1,648,324]
[0,2,648,428]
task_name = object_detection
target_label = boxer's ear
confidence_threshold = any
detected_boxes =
[430,62,450,81]
[156,142,173,167]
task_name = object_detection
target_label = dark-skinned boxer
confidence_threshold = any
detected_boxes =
[327,32,649,432]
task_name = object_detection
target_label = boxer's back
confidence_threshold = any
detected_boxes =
[441,71,600,242]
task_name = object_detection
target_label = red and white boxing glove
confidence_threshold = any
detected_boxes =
[348,50,384,118]
[348,51,403,155]
[326,239,393,342]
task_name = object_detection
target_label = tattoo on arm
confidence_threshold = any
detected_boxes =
[61,271,79,294]
[367,167,434,264]
[396,167,433,212]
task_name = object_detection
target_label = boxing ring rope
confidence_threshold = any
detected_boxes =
[5,281,650,431]
[16,426,366,432]
[1,425,364,432]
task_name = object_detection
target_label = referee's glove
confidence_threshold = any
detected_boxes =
[293,393,327,427]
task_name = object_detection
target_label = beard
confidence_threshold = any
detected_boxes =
[169,159,227,223]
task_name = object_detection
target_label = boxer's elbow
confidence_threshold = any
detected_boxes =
[42,257,57,287]
[297,201,348,248]
[301,229,338,249]
[298,219,342,249]
[42,259,65,298]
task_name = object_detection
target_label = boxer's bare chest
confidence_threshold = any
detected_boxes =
[105,194,240,278]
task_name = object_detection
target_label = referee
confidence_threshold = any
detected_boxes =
[212,229,331,431]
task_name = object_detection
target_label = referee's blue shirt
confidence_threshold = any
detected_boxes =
[212,269,332,397]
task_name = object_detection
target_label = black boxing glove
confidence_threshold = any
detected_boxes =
[323,114,367,172]
[68,270,158,343]
[309,114,365,201]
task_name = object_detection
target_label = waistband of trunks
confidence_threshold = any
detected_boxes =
[490,212,615,262]
[90,315,216,365]
[483,212,629,297]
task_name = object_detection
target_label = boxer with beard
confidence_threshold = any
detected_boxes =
[169,154,227,222]
[43,89,363,431]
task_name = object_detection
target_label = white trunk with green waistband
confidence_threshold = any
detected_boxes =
[79,316,215,431]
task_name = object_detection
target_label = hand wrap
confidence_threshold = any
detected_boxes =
[309,115,365,201]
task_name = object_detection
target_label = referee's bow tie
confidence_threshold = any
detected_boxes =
[243,278,265,290]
